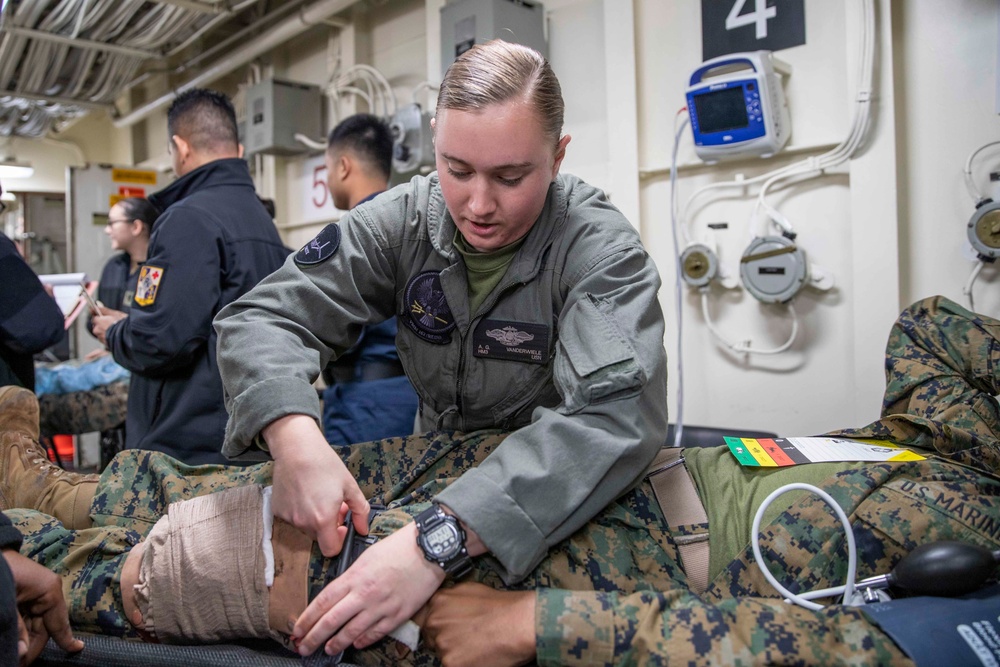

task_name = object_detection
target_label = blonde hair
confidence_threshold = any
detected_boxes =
[436,39,564,147]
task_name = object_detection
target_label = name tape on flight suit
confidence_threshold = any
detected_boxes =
[473,320,550,364]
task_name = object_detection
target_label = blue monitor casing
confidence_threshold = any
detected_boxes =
[686,51,790,163]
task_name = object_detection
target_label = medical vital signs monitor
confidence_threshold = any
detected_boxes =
[686,50,791,163]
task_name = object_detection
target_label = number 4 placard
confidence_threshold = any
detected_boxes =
[701,0,805,61]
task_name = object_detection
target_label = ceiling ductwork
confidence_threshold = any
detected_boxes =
[0,0,356,138]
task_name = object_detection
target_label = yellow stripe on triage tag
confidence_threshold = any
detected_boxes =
[888,451,927,462]
[743,438,779,467]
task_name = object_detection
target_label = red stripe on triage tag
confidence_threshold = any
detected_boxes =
[759,438,796,466]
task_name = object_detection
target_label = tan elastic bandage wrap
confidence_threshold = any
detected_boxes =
[133,484,280,644]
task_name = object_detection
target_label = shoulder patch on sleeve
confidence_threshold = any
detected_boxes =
[295,224,341,266]
[134,265,165,306]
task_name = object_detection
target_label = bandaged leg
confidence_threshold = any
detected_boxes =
[128,484,300,645]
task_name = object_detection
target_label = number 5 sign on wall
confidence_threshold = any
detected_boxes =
[295,153,343,225]
[701,0,805,61]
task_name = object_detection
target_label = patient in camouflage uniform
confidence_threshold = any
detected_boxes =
[0,295,998,666]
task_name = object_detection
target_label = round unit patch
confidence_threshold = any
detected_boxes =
[403,271,456,344]
[295,224,341,266]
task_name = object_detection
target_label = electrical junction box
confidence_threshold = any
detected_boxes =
[968,199,1000,260]
[244,79,321,156]
[440,0,546,79]
[390,103,435,176]
[739,236,808,304]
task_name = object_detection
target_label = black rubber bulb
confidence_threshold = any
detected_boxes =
[889,541,1000,597]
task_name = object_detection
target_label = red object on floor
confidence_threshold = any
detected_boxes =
[50,434,74,463]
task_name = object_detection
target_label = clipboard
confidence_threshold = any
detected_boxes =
[63,281,100,329]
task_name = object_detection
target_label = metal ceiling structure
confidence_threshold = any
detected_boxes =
[0,0,330,137]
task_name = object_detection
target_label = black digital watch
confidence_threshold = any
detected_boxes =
[415,504,472,578]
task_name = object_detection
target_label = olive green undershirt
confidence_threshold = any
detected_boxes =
[453,231,524,314]
[684,447,857,581]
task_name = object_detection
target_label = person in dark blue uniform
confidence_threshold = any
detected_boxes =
[87,197,158,337]
[92,89,288,465]
[0,180,65,391]
[320,114,419,447]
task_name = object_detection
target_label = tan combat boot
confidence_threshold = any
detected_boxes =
[0,385,99,528]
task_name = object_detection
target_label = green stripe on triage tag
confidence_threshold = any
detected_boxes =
[725,436,760,466]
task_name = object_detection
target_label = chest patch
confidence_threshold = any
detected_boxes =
[403,271,455,344]
[473,320,550,364]
[295,224,341,266]
[134,265,164,307]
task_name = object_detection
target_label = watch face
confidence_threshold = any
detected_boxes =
[423,522,461,559]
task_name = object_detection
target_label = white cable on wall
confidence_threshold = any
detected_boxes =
[670,110,689,448]
[751,0,875,230]
[963,260,985,312]
[963,140,1000,204]
[679,0,876,246]
[700,292,799,355]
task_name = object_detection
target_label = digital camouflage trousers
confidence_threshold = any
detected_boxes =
[9,428,676,666]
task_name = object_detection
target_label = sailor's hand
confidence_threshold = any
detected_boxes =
[292,523,445,657]
[265,415,369,557]
[2,548,84,665]
[419,582,536,667]
[91,309,127,345]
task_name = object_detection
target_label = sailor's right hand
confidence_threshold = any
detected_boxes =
[264,415,370,557]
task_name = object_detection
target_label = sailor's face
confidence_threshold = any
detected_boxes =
[105,203,133,251]
[434,100,569,252]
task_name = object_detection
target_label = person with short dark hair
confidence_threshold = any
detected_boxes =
[324,113,393,209]
[320,113,418,447]
[92,88,288,465]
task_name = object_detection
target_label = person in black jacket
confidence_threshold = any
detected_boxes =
[0,180,65,391]
[92,89,288,465]
[87,197,158,338]
[1,511,83,665]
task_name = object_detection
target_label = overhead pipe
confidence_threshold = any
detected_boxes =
[0,25,159,58]
[117,0,312,97]
[150,0,231,15]
[1,89,113,111]
[113,0,357,128]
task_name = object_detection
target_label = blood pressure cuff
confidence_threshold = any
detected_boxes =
[862,583,1000,666]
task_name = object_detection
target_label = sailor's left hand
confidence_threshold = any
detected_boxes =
[291,522,445,657]
[91,309,127,345]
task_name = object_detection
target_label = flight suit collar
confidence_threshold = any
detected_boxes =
[425,174,569,285]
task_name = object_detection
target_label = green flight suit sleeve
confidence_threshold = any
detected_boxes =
[214,206,398,458]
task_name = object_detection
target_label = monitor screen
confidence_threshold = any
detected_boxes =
[693,86,749,134]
